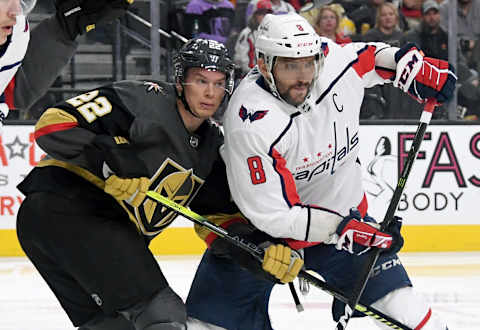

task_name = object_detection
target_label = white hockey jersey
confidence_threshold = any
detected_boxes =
[0,15,29,93]
[222,39,399,249]
[0,15,29,118]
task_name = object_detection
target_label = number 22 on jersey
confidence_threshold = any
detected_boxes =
[66,90,112,123]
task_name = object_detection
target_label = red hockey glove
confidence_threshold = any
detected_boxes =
[335,209,404,255]
[394,43,457,105]
[408,57,457,104]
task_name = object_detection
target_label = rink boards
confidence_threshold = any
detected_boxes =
[0,123,479,256]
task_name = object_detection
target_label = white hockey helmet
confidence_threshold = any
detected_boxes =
[255,13,324,103]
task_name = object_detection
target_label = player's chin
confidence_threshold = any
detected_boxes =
[288,92,308,106]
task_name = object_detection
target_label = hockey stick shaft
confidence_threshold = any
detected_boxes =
[335,100,436,330]
[146,191,413,330]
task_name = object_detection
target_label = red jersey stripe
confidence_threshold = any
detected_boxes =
[34,122,78,140]
[415,308,432,329]
[271,148,301,207]
[353,45,376,78]
[4,77,15,109]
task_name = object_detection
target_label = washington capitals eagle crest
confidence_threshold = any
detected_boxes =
[239,105,269,122]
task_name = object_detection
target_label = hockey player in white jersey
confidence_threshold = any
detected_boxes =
[186,13,456,329]
[0,0,133,131]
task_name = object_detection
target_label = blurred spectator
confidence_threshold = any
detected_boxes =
[309,5,352,43]
[403,0,480,120]
[332,3,357,36]
[245,0,295,25]
[363,2,404,46]
[184,0,235,44]
[399,0,422,30]
[349,0,385,35]
[300,3,356,36]
[402,0,448,59]
[440,0,480,72]
[350,0,409,35]
[234,0,273,76]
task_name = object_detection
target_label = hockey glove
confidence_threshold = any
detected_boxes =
[210,221,303,284]
[262,243,304,284]
[394,43,457,105]
[56,0,134,40]
[104,175,149,207]
[335,208,404,255]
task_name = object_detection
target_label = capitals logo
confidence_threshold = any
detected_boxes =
[321,42,329,57]
[239,105,269,122]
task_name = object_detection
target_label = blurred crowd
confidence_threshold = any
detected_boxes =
[168,0,480,121]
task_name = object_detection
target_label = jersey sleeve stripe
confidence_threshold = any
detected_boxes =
[4,77,15,108]
[34,108,78,139]
[270,147,301,208]
[352,45,376,78]
[34,122,78,139]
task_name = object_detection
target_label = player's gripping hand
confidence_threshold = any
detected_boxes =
[393,43,457,104]
[104,175,149,207]
[262,244,304,284]
[335,209,404,255]
[56,0,134,40]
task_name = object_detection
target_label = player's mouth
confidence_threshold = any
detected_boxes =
[200,102,215,110]
[1,26,13,34]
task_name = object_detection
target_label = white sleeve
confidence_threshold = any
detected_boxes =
[223,127,342,242]
[341,42,400,89]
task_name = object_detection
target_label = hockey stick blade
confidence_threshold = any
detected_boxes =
[335,100,437,330]
[145,191,412,330]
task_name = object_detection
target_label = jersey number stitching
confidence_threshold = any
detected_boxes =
[247,156,266,184]
[66,90,113,123]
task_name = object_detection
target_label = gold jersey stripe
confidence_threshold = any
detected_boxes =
[35,108,77,132]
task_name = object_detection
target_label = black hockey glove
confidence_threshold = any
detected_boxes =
[56,0,133,41]
[210,222,303,284]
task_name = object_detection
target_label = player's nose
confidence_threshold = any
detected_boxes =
[7,0,22,17]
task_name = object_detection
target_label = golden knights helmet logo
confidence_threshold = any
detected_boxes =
[125,158,204,236]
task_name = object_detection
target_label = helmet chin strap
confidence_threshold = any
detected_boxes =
[178,83,201,119]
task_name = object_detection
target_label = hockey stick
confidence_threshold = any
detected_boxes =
[335,100,437,330]
[146,191,413,330]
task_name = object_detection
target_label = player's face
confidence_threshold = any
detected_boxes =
[183,67,226,119]
[0,0,21,45]
[272,56,316,106]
